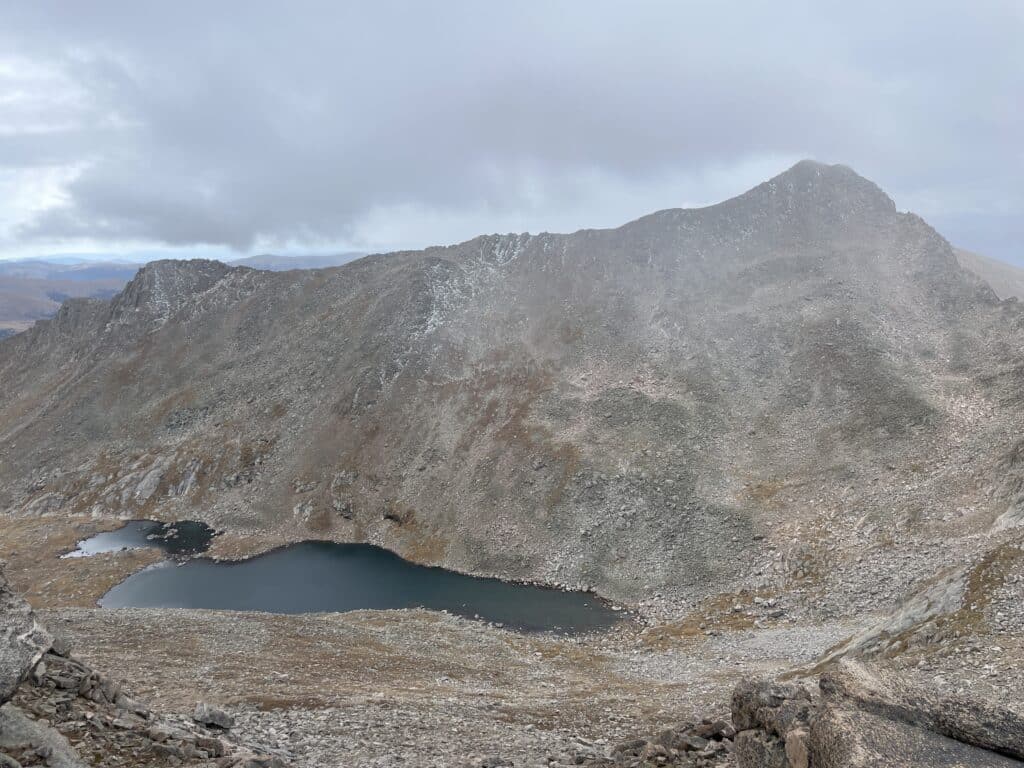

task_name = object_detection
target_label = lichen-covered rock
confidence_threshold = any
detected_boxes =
[820,659,1024,761]
[730,661,1024,767]
[784,728,809,768]
[731,679,812,734]
[0,562,51,703]
[733,730,788,768]
[0,702,85,768]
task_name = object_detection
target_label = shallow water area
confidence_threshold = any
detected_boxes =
[99,540,626,634]
[63,520,217,559]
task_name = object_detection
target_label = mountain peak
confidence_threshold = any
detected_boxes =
[781,158,849,175]
[708,159,897,232]
[111,258,233,323]
[767,159,895,210]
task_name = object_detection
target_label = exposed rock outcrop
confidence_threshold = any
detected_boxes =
[730,660,1024,767]
[0,701,84,768]
[817,661,1024,762]
[586,660,1024,767]
[0,564,288,767]
[194,701,236,730]
[0,561,51,704]
[812,566,969,666]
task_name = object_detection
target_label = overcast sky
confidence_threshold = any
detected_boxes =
[0,1,1021,263]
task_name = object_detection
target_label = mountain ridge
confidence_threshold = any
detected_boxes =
[1,161,1022,613]
[0,253,366,337]
[0,160,990,348]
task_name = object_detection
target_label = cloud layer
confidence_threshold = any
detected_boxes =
[0,1,1021,260]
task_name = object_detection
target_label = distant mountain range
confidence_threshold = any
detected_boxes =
[4,242,1020,341]
[0,260,138,336]
[228,252,365,271]
[0,252,364,335]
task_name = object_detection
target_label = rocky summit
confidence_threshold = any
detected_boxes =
[2,160,1024,766]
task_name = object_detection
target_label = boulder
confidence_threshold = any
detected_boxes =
[0,563,52,704]
[49,636,72,658]
[0,703,85,768]
[196,735,227,757]
[731,660,1024,767]
[820,659,1024,761]
[734,729,787,767]
[731,679,813,736]
[808,702,1021,768]
[194,701,235,729]
[784,728,809,768]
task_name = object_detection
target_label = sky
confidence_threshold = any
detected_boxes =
[0,2,1021,264]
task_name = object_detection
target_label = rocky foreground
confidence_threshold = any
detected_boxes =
[2,563,284,767]
[6,559,1024,767]
[582,662,1024,767]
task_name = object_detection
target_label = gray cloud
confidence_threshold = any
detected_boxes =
[0,1,1021,260]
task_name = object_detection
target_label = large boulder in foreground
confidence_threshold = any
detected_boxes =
[732,660,1024,767]
[0,561,51,703]
[818,660,1024,761]
[809,704,1020,768]
[0,702,84,768]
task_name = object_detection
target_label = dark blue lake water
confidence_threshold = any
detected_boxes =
[92,535,624,634]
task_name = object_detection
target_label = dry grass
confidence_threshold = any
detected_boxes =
[932,541,1024,644]
[204,530,293,560]
[641,588,773,650]
[0,515,161,609]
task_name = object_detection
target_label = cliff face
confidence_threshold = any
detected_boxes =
[1,161,1021,604]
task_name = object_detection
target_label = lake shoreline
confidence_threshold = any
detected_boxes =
[91,529,631,634]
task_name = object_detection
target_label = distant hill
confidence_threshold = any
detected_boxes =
[228,252,365,271]
[954,248,1024,301]
[0,260,139,335]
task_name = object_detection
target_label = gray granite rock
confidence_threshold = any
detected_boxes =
[820,660,1024,761]
[0,703,84,768]
[809,703,1021,768]
[194,701,235,729]
[0,563,51,704]
[732,661,1024,767]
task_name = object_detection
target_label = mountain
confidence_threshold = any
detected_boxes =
[0,253,365,336]
[2,161,1022,611]
[955,247,1024,301]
